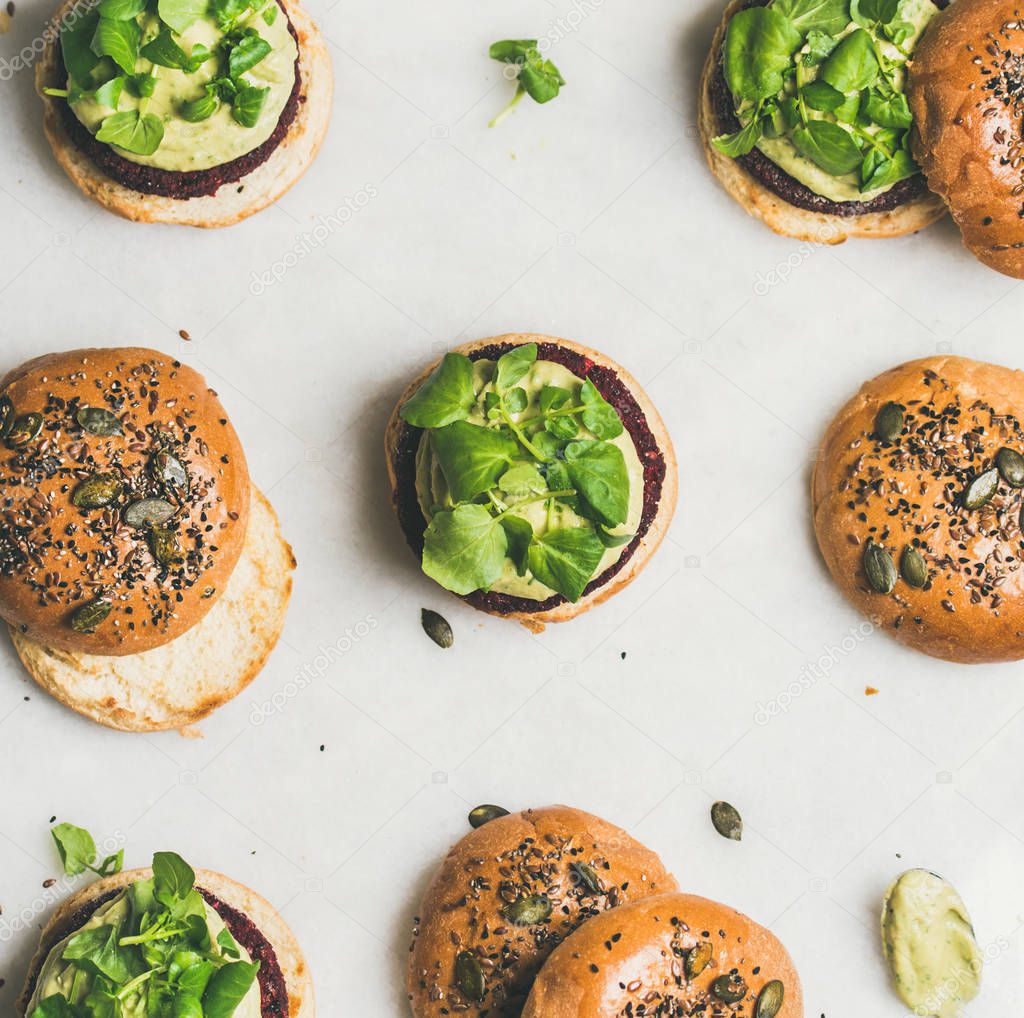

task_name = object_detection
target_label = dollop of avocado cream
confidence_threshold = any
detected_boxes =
[882,869,983,1018]
[52,0,297,170]
[715,0,939,203]
[414,359,643,600]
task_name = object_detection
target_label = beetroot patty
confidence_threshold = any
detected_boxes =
[22,887,290,1015]
[710,0,944,217]
[55,0,302,200]
[392,341,669,616]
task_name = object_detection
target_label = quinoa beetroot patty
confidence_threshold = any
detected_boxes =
[710,0,946,217]
[22,887,290,1016]
[55,0,302,201]
[391,341,669,616]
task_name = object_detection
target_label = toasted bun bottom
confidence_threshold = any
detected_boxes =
[522,892,803,1018]
[18,867,314,1017]
[10,488,295,731]
[35,0,332,228]
[699,0,945,243]
[384,334,679,632]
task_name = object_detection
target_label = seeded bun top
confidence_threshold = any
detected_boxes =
[907,0,1024,277]
[407,805,678,1018]
[0,348,250,656]
[813,355,1024,663]
[521,892,803,1018]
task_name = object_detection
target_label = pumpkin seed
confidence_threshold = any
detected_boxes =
[72,473,123,509]
[900,547,927,589]
[755,980,785,1018]
[0,396,13,439]
[455,951,486,1003]
[6,412,43,449]
[711,801,743,841]
[468,804,509,829]
[711,974,748,1005]
[70,598,111,634]
[150,450,189,491]
[123,498,175,529]
[864,541,897,594]
[874,402,905,443]
[685,941,712,979]
[962,468,999,510]
[421,608,453,649]
[149,526,180,567]
[571,862,603,896]
[76,406,123,437]
[500,894,552,926]
[996,448,1024,489]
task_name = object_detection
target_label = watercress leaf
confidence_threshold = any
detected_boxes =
[531,430,561,461]
[832,89,862,123]
[185,912,212,951]
[499,514,533,576]
[519,58,564,103]
[821,28,879,92]
[722,7,802,102]
[495,343,537,391]
[579,380,624,440]
[228,33,271,77]
[97,0,145,20]
[489,39,538,64]
[527,527,605,602]
[127,71,156,96]
[596,526,634,549]
[503,387,528,415]
[498,464,547,496]
[97,849,124,876]
[854,0,900,25]
[484,391,503,420]
[712,116,763,157]
[884,18,914,45]
[158,0,207,33]
[153,851,196,904]
[543,460,578,510]
[181,88,218,121]
[546,415,579,441]
[203,961,261,1018]
[422,504,507,596]
[563,440,630,528]
[140,27,190,68]
[802,27,839,63]
[217,928,242,960]
[178,960,216,997]
[95,110,164,155]
[401,354,476,428]
[90,16,140,74]
[261,3,277,25]
[174,996,204,1018]
[539,385,571,412]
[863,88,911,128]
[430,421,519,502]
[28,995,80,1018]
[772,0,849,36]
[61,10,102,85]
[64,925,133,983]
[791,119,862,175]
[862,145,917,191]
[801,79,845,111]
[51,823,97,876]
[209,0,249,29]
[92,74,124,108]
[232,84,269,127]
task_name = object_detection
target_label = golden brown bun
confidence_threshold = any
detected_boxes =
[18,866,314,1017]
[0,348,250,656]
[407,805,678,1018]
[385,334,678,632]
[10,486,295,731]
[522,892,803,1018]
[908,0,1024,277]
[813,355,1024,663]
[700,0,945,243]
[35,0,332,228]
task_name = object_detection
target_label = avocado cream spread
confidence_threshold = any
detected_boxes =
[51,0,297,171]
[401,345,642,603]
[882,869,983,1018]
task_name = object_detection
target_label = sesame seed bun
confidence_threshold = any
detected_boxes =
[813,355,1024,663]
[384,334,678,632]
[521,892,803,1018]
[407,806,678,1018]
[907,0,1024,277]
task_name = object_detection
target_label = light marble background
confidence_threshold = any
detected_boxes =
[0,0,1022,1014]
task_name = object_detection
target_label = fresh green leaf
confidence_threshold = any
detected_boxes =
[495,343,537,391]
[203,961,260,1018]
[863,88,911,128]
[498,464,547,496]
[153,851,196,904]
[801,79,845,111]
[519,59,564,103]
[95,110,164,155]
[539,385,571,413]
[596,526,634,549]
[802,27,840,63]
[209,0,250,29]
[792,119,862,175]
[231,82,268,126]
[489,39,538,64]
[181,87,219,121]
[499,514,533,576]
[174,996,204,1018]
[712,116,763,157]
[853,0,900,26]
[60,10,103,84]
[579,380,624,440]
[821,28,879,92]
[772,0,850,36]
[503,387,528,415]
[97,0,146,20]
[832,89,862,123]
[141,28,209,70]
[178,959,216,997]
[92,75,124,108]
[564,440,630,528]
[531,430,561,461]
[64,925,133,984]
[430,421,518,502]
[527,527,604,602]
[28,995,79,1018]
[96,849,124,876]
[157,0,207,33]
[217,928,242,960]
[722,7,802,102]
[545,415,579,441]
[400,353,476,428]
[261,4,277,25]
[228,33,272,77]
[51,823,97,876]
[861,146,917,191]
[422,504,507,595]
[90,16,140,75]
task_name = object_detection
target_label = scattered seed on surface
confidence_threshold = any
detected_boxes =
[421,608,453,649]
[711,801,743,841]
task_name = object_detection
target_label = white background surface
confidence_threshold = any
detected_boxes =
[0,0,1022,1015]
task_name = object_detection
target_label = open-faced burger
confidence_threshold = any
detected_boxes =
[35,0,332,227]
[20,850,313,1017]
[700,0,947,242]
[385,334,678,632]
[0,347,295,730]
